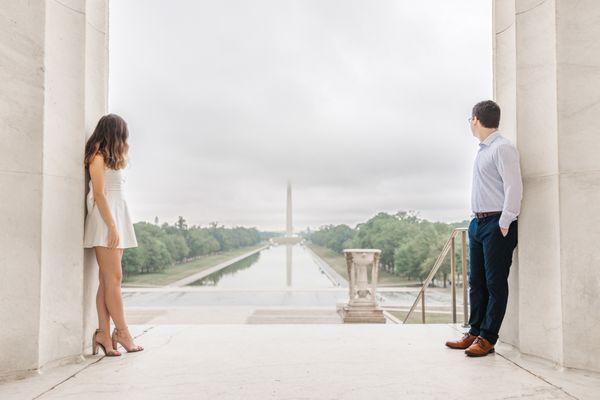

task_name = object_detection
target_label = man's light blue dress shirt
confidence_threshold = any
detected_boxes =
[471,131,523,229]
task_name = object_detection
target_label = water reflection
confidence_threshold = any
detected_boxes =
[189,253,260,286]
[188,244,334,288]
[286,244,292,287]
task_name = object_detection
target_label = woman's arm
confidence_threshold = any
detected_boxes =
[89,155,120,248]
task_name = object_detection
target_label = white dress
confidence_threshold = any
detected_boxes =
[83,168,138,249]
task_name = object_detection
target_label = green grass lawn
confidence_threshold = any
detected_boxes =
[306,243,420,287]
[122,244,266,287]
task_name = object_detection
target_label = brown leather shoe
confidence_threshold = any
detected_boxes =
[465,336,495,357]
[445,333,477,349]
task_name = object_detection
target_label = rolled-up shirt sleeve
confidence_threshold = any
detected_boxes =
[497,144,523,229]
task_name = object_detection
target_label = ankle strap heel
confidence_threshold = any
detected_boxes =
[92,328,121,357]
[111,327,144,353]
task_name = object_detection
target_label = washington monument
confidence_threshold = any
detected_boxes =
[273,181,302,245]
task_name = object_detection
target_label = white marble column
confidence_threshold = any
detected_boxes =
[0,0,108,377]
[493,0,520,347]
[83,0,109,363]
[493,0,600,372]
[554,0,600,372]
[514,0,564,366]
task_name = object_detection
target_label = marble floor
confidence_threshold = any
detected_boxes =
[2,324,599,400]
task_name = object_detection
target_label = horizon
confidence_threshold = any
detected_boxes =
[137,209,471,233]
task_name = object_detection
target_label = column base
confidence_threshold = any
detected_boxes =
[337,303,386,324]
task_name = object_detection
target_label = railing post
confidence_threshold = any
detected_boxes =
[461,230,469,326]
[421,288,426,323]
[400,228,468,325]
[402,231,454,324]
[451,235,456,323]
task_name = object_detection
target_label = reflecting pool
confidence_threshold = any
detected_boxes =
[188,244,335,288]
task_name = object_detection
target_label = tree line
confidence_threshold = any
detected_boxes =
[122,217,262,277]
[307,212,469,286]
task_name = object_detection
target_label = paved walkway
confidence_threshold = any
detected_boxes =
[305,245,348,287]
[121,287,459,309]
[3,324,598,399]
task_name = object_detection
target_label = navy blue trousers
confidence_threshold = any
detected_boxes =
[467,215,518,344]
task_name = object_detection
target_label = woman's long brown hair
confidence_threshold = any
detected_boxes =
[84,114,130,169]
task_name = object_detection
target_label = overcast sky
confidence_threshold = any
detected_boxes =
[109,0,492,232]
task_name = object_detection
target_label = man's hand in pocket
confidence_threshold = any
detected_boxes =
[500,227,509,237]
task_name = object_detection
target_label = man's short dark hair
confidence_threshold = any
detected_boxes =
[472,100,501,129]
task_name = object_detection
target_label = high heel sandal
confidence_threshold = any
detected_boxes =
[92,329,121,356]
[112,327,144,353]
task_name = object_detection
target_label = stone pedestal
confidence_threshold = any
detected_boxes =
[339,249,386,323]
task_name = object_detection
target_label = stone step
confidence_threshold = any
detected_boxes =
[246,309,343,324]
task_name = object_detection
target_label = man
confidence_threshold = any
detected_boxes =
[446,100,523,357]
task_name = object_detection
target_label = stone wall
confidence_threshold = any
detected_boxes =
[0,0,108,377]
[494,0,600,372]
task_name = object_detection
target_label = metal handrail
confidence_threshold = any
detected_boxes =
[402,228,469,324]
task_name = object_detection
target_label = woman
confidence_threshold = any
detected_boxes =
[83,114,143,356]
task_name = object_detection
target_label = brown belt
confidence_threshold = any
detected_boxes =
[474,211,502,219]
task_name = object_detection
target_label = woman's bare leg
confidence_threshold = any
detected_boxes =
[95,246,127,328]
[95,268,118,352]
[95,246,142,351]
[96,270,110,331]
